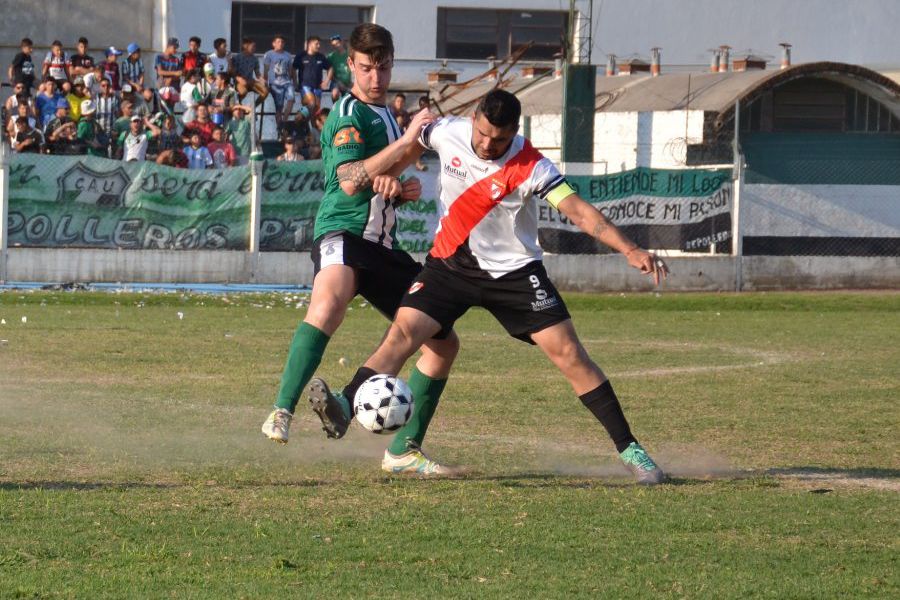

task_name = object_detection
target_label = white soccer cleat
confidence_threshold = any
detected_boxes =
[381,442,464,477]
[261,408,293,444]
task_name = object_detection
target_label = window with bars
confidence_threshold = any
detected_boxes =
[231,3,371,55]
[437,8,566,61]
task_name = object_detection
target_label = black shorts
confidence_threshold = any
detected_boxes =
[311,231,451,338]
[401,258,571,344]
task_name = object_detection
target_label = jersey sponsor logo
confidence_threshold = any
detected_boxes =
[334,127,362,147]
[531,296,560,311]
[470,163,489,173]
[371,118,382,125]
[407,281,425,294]
[451,156,462,167]
[443,162,468,180]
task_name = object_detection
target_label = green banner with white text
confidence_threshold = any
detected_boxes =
[538,167,734,254]
[5,155,441,253]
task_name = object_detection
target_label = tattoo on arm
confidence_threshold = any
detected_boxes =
[337,161,372,190]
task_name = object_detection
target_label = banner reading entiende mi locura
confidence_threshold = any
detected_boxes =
[539,167,734,254]
[5,154,441,252]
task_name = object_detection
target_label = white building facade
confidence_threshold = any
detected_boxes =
[2,1,899,90]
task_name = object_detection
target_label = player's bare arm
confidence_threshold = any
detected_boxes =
[557,193,669,285]
[335,109,435,196]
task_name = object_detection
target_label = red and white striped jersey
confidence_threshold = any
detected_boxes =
[419,117,575,278]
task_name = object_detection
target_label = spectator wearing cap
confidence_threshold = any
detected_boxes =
[121,43,145,91]
[183,130,213,170]
[77,99,108,157]
[201,62,216,99]
[43,40,70,87]
[103,47,123,90]
[35,77,64,128]
[207,125,236,168]
[327,34,351,102]
[70,37,95,78]
[14,114,43,153]
[66,76,90,121]
[121,84,138,114]
[155,37,183,92]
[233,37,268,104]
[95,77,120,141]
[118,114,161,162]
[9,38,36,92]
[225,104,253,164]
[44,98,77,154]
[209,38,232,75]
[183,37,207,74]
[277,135,304,162]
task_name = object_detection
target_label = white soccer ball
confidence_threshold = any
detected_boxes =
[353,374,414,434]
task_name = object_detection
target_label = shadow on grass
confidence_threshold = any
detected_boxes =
[0,479,332,492]
[766,467,900,480]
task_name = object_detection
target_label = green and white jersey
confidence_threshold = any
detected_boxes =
[315,93,404,247]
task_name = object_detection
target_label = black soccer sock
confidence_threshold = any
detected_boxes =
[579,380,638,453]
[342,367,378,412]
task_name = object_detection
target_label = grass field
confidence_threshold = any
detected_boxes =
[0,289,897,598]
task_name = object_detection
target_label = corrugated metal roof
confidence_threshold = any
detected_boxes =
[434,62,900,117]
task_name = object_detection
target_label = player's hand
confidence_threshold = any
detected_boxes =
[401,109,436,143]
[372,174,402,199]
[625,248,669,286]
[399,176,422,203]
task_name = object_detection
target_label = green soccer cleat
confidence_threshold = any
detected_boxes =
[307,377,352,439]
[261,408,293,444]
[620,442,667,485]
[381,442,463,477]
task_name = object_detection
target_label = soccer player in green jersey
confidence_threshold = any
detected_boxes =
[262,24,460,475]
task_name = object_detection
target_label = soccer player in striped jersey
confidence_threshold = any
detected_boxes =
[311,90,671,484]
[261,24,459,460]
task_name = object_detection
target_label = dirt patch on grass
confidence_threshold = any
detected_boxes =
[768,468,900,492]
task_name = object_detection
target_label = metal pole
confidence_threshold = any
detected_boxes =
[732,100,744,291]
[0,140,9,283]
[248,106,264,282]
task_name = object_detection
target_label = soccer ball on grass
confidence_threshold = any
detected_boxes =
[353,374,414,434]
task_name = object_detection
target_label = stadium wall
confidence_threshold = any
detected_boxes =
[5,248,899,292]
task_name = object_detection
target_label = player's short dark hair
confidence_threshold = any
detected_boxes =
[394,92,406,100]
[21,37,33,47]
[241,37,254,47]
[190,36,201,45]
[476,89,521,130]
[51,40,62,47]
[214,37,227,49]
[273,33,285,41]
[307,35,321,44]
[78,37,89,45]
[349,23,394,65]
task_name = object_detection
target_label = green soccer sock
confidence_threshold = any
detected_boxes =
[388,367,448,455]
[274,322,330,413]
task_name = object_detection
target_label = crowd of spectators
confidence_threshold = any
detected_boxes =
[4,33,430,168]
